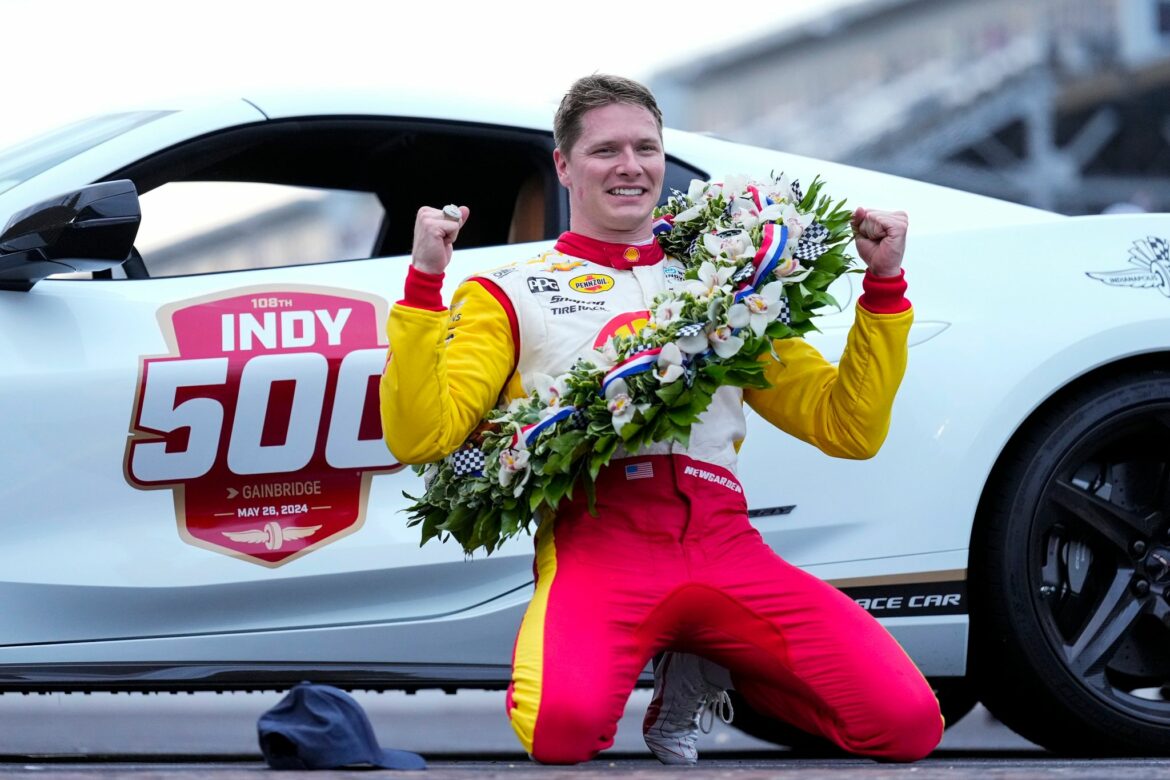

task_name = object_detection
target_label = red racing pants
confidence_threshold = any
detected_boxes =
[505,454,943,764]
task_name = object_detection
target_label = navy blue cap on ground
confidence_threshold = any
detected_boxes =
[257,682,427,771]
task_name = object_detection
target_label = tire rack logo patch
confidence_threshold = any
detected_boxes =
[1087,236,1170,295]
[124,286,401,567]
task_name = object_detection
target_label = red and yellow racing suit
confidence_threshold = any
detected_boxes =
[381,232,942,763]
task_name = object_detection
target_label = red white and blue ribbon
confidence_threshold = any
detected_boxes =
[745,184,766,212]
[511,406,577,450]
[599,347,663,397]
[652,215,675,235]
[735,222,788,302]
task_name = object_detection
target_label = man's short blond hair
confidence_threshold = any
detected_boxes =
[553,74,663,157]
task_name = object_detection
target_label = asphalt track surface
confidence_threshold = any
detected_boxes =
[0,690,1163,777]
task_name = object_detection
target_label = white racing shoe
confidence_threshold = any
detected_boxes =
[642,652,735,765]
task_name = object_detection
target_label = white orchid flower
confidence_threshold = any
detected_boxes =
[684,261,734,299]
[731,196,757,214]
[723,174,748,197]
[782,204,814,243]
[731,207,760,231]
[604,378,636,434]
[497,447,530,489]
[674,203,705,223]
[583,348,615,371]
[741,282,786,336]
[758,202,785,223]
[774,255,802,277]
[654,342,685,384]
[524,372,570,408]
[766,175,794,204]
[727,303,751,330]
[677,329,710,355]
[654,299,685,327]
[702,229,754,261]
[595,339,620,366]
[709,324,745,359]
[687,178,708,200]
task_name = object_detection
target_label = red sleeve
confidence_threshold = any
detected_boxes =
[857,269,911,314]
[397,265,446,312]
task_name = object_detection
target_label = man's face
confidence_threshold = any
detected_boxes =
[554,103,665,242]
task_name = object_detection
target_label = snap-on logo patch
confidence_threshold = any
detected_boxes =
[569,274,615,294]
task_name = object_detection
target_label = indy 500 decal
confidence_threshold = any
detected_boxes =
[124,286,400,566]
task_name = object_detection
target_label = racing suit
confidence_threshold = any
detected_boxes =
[380,231,943,764]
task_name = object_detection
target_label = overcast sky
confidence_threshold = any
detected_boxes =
[0,0,861,147]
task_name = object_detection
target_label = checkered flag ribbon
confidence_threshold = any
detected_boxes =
[677,321,706,339]
[794,221,831,263]
[731,263,755,284]
[448,446,485,477]
[778,296,791,325]
[803,222,829,243]
[794,241,830,262]
[789,178,803,203]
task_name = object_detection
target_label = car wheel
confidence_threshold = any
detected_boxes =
[725,678,976,753]
[971,372,1170,755]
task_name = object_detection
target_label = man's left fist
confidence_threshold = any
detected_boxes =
[851,208,908,278]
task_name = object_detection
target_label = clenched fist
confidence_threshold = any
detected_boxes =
[850,208,908,278]
[411,205,470,275]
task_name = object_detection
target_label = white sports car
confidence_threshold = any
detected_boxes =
[2,92,1168,756]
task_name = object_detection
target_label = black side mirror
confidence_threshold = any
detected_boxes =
[0,179,141,291]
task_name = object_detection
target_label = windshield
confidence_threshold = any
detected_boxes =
[0,111,173,196]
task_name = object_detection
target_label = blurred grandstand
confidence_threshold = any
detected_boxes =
[650,0,1170,215]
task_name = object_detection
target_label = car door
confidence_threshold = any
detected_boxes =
[0,105,579,683]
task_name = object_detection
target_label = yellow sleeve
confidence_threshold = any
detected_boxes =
[380,280,516,464]
[743,306,913,459]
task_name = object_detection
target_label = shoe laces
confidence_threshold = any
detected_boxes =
[698,688,735,734]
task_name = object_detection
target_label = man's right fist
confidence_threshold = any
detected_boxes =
[411,204,470,275]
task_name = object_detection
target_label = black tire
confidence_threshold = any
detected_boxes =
[971,372,1170,755]
[725,678,976,753]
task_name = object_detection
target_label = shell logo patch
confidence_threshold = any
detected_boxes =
[594,310,651,349]
[623,247,641,263]
[124,286,400,567]
[569,273,615,294]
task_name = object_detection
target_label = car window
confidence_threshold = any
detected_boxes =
[71,118,562,279]
[134,182,383,276]
[0,111,172,197]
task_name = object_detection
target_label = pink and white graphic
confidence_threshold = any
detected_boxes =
[125,286,400,566]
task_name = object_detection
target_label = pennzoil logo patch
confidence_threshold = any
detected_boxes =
[124,286,400,567]
[569,273,615,294]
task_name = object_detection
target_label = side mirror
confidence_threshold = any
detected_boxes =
[0,179,141,291]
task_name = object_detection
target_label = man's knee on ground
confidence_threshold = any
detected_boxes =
[523,697,618,765]
[839,683,943,762]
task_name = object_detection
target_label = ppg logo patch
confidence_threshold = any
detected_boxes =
[527,277,560,294]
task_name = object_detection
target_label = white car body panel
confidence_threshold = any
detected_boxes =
[1,94,1166,699]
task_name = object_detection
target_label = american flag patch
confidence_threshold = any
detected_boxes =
[625,462,654,480]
